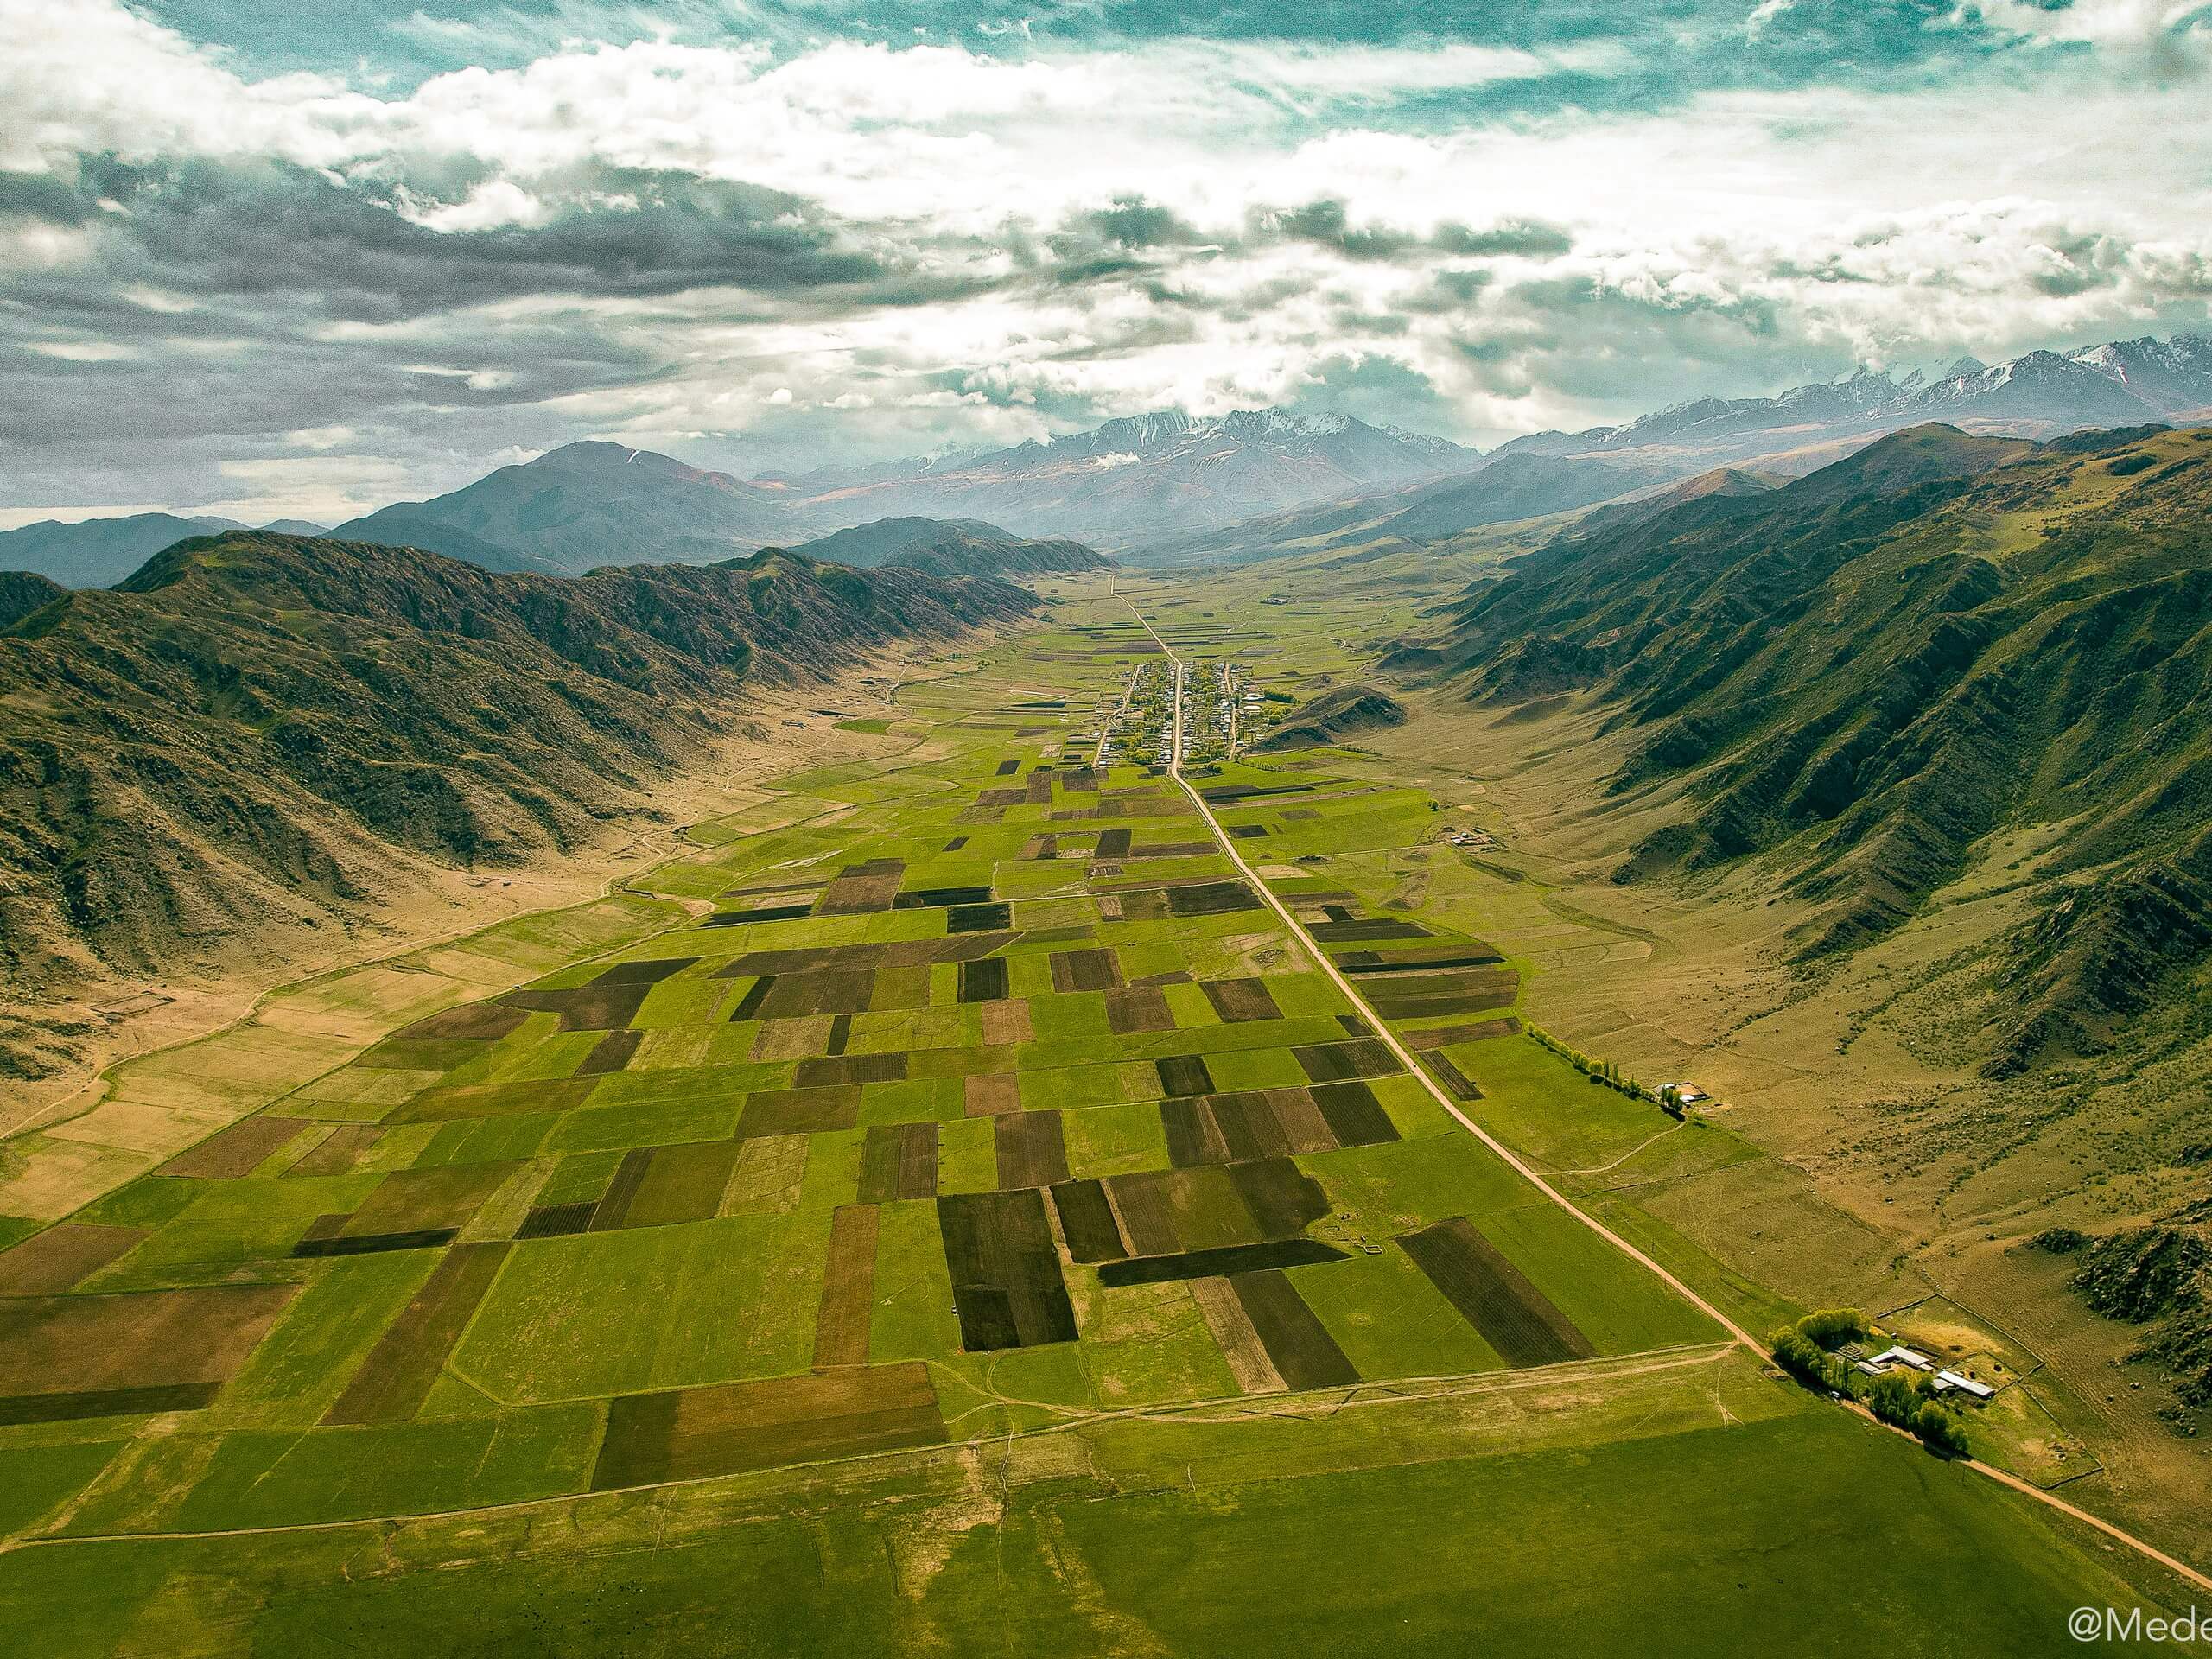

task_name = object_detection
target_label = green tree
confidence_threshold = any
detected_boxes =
[1866,1372,1918,1428]
[1913,1402,1971,1457]
[1796,1308,1867,1348]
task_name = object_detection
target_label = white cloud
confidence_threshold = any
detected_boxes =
[4,0,2212,517]
[28,340,139,360]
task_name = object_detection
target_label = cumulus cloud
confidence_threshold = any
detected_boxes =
[0,0,2208,518]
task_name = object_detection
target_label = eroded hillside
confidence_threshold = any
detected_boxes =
[0,532,1032,1077]
[1427,424,2212,1074]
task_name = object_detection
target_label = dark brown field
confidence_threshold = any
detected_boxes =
[796,1051,907,1088]
[515,1199,596,1239]
[994,1110,1070,1190]
[1358,967,1521,1020]
[947,901,1014,932]
[1399,1217,1595,1368]
[591,1362,945,1488]
[1104,1171,1183,1255]
[1048,1179,1127,1262]
[0,1281,297,1422]
[1308,918,1431,943]
[958,957,1010,1002]
[576,1028,643,1075]
[286,1123,384,1177]
[163,1115,308,1179]
[1160,1096,1235,1166]
[499,959,694,1029]
[960,1073,1020,1116]
[588,1149,656,1231]
[1050,948,1122,993]
[818,861,906,914]
[1225,1157,1332,1236]
[1291,1039,1399,1082]
[1229,1269,1360,1389]
[1200,977,1281,1022]
[324,1243,508,1425]
[813,1204,880,1368]
[1424,1053,1483,1101]
[1404,1017,1520,1050]
[1155,1054,1215,1097]
[1164,880,1263,917]
[857,1122,939,1204]
[1103,985,1175,1033]
[393,1002,530,1043]
[0,1223,144,1294]
[937,1189,1077,1350]
[1309,1080,1399,1147]
[1098,1238,1347,1287]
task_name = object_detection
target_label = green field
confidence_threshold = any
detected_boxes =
[0,579,2191,1649]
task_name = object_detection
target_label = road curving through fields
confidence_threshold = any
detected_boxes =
[1118,594,2212,1602]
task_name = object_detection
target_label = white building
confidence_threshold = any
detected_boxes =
[1865,1345,1936,1374]
[1933,1370,1996,1401]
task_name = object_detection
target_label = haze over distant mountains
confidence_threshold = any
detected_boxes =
[309,413,1471,575]
[4,332,2209,588]
[784,518,1114,580]
[0,512,324,589]
[1501,334,2212,469]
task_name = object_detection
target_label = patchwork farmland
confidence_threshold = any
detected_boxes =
[0,581,2191,1651]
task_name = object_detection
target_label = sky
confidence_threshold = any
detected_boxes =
[2,0,2209,525]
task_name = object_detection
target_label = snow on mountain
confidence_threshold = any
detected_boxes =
[797,408,1480,548]
[1503,332,2212,467]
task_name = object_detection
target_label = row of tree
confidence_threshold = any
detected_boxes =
[1523,1023,1649,1101]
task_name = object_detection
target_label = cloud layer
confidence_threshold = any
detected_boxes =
[3,0,2209,520]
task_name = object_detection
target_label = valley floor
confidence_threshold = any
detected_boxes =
[0,648,974,1139]
[0,575,2196,1650]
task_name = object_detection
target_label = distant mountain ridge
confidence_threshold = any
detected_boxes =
[329,441,825,576]
[1500,334,2212,468]
[791,409,1478,551]
[1135,448,1672,567]
[786,517,1115,579]
[12,332,2208,586]
[303,413,1473,575]
[0,512,244,588]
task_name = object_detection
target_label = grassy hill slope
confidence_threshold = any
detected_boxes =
[1428,423,2212,1072]
[789,517,1114,578]
[0,532,1031,1071]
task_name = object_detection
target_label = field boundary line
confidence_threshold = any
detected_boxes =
[3,1344,1742,1553]
[1121,594,2212,1600]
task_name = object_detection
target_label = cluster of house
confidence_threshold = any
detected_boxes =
[1846,1343,1998,1402]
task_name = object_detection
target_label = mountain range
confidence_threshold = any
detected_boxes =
[327,442,817,575]
[783,518,1114,578]
[0,531,1031,1076]
[1137,449,1677,568]
[1413,421,2212,1073]
[789,410,1477,550]
[1500,334,2212,472]
[0,512,324,588]
[3,332,2208,590]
